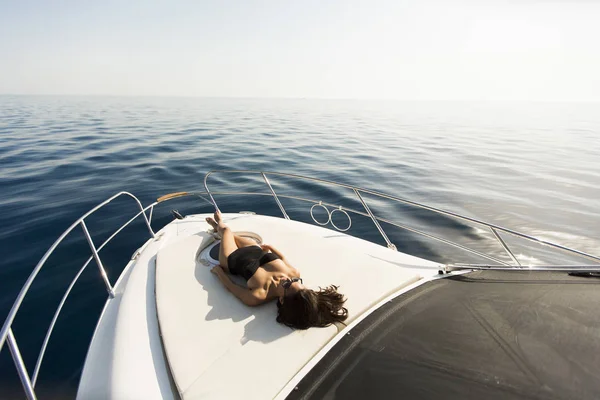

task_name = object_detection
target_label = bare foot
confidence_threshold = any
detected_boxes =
[206,210,226,234]
[206,216,218,231]
[213,209,223,225]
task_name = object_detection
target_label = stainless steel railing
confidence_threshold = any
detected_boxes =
[3,170,600,399]
[0,192,158,400]
[203,170,600,267]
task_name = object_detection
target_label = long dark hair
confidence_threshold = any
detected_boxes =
[276,285,348,330]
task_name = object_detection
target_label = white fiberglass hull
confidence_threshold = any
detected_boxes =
[77,213,441,399]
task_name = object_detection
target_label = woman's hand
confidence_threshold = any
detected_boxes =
[262,244,285,261]
[211,265,225,275]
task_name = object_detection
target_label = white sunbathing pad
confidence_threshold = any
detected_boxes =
[155,215,421,399]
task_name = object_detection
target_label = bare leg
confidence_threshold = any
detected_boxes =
[218,228,237,271]
[234,235,259,248]
[206,210,238,271]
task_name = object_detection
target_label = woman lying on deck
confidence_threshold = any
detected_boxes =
[206,210,348,330]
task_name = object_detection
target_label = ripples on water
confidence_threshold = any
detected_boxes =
[1,96,599,396]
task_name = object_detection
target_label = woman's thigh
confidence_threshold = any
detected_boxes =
[219,227,238,269]
[234,235,259,248]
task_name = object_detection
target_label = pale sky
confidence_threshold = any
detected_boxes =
[1,0,599,100]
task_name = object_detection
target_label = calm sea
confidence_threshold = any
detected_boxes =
[1,96,599,397]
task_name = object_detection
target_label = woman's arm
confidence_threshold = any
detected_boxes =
[261,244,286,261]
[211,266,267,306]
[261,244,299,275]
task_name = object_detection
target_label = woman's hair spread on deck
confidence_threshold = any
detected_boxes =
[276,285,348,330]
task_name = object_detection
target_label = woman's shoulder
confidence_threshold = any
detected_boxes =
[285,261,300,277]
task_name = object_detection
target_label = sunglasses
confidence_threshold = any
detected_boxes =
[282,277,303,290]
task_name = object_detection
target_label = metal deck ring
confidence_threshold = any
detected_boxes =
[330,207,352,232]
[310,202,331,226]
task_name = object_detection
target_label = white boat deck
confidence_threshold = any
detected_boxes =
[156,214,438,399]
[78,213,441,400]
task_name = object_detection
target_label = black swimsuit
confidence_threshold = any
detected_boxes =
[227,245,281,281]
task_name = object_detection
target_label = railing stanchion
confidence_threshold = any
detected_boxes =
[203,171,220,211]
[141,207,155,239]
[353,189,396,250]
[8,329,37,400]
[148,204,154,225]
[261,172,290,220]
[490,227,521,266]
[81,220,115,298]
